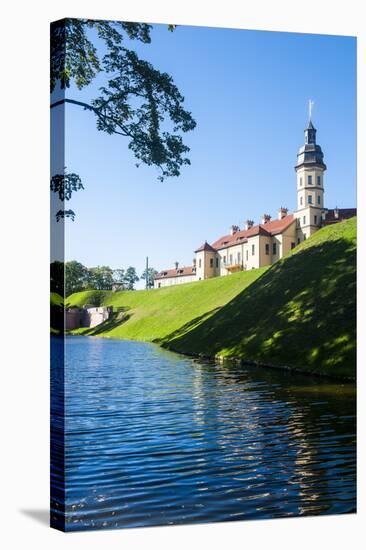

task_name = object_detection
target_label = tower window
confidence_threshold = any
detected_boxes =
[303,216,306,225]
[308,175,313,185]
[317,175,321,185]
[300,196,303,206]
[297,237,300,245]
[314,215,317,224]
[317,195,321,205]
[265,243,269,255]
[273,242,277,255]
[252,244,255,256]
[308,195,312,204]
[296,219,300,228]
[299,177,303,186]
[216,257,219,268]
[199,258,202,268]
[210,258,213,268]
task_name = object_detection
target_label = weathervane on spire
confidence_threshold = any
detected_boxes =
[308,99,314,121]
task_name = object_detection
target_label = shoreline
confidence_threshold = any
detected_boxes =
[60,332,356,383]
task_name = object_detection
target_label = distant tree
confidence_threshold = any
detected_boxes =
[123,266,139,290]
[87,266,114,290]
[50,19,196,220]
[65,261,88,296]
[113,269,125,285]
[50,261,64,295]
[141,267,158,289]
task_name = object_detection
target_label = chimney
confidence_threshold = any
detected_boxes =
[261,213,271,224]
[174,261,179,270]
[278,207,288,220]
[334,207,339,219]
[244,219,254,230]
[230,224,240,235]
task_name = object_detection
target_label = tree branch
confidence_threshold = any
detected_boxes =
[50,98,130,137]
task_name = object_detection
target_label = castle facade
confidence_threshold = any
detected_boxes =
[154,118,356,289]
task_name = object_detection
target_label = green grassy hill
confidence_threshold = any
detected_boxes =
[68,218,356,379]
[67,267,268,341]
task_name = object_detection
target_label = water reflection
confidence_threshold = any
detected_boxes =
[51,336,356,530]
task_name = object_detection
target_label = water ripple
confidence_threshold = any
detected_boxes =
[51,336,356,531]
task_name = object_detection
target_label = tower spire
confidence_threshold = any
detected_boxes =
[308,99,314,122]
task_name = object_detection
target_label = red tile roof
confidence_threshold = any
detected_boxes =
[155,266,196,280]
[324,208,357,224]
[211,214,295,250]
[194,241,216,253]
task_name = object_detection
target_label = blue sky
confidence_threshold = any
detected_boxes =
[53,23,356,287]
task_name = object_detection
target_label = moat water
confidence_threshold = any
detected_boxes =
[51,336,356,531]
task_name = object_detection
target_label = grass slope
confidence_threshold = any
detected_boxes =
[67,267,268,341]
[68,218,356,379]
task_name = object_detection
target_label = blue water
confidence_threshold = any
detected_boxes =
[51,336,356,531]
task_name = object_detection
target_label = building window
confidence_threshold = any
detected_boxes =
[198,258,202,268]
[308,175,312,185]
[317,195,321,205]
[297,237,300,245]
[291,242,295,249]
[273,242,277,255]
[216,257,219,268]
[300,196,303,206]
[158,283,161,288]
[265,243,269,255]
[317,175,321,185]
[210,258,214,268]
[296,218,300,228]
[304,234,307,240]
[314,215,317,224]
[252,244,255,256]
[237,252,241,263]
[223,256,226,264]
[303,216,306,225]
[229,254,233,265]
[308,195,312,204]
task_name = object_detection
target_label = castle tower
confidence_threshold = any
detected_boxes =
[294,108,326,242]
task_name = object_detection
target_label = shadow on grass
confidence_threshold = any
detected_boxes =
[160,236,356,379]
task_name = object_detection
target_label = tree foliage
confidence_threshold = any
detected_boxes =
[141,267,158,288]
[65,261,88,296]
[51,19,196,182]
[50,171,84,201]
[123,266,139,290]
[86,266,114,290]
[52,260,141,296]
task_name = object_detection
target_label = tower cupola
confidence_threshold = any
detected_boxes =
[295,118,326,170]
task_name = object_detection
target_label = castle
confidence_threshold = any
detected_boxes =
[154,116,356,289]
